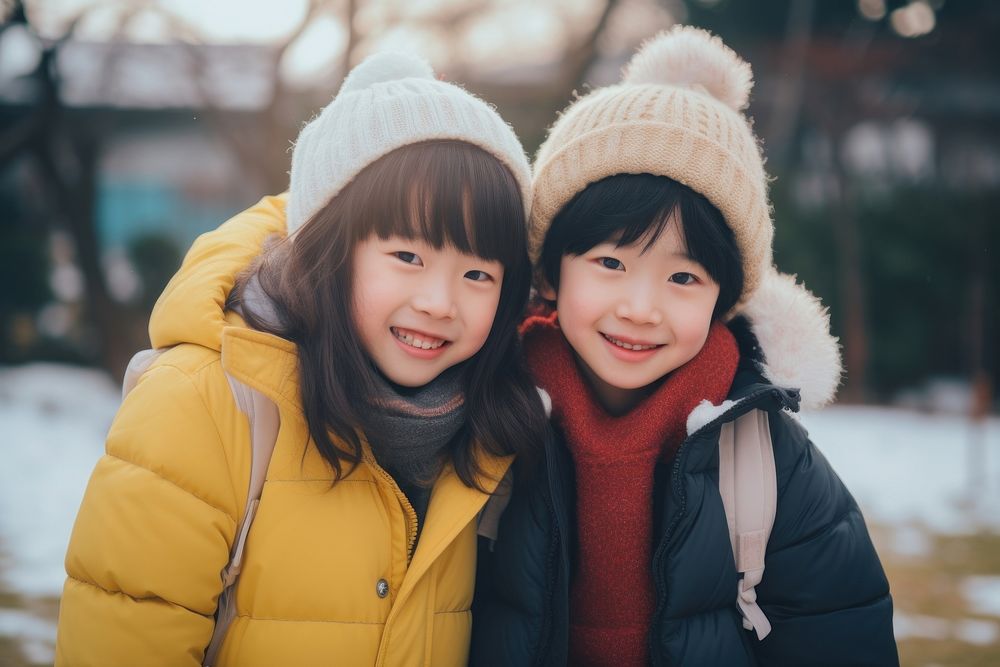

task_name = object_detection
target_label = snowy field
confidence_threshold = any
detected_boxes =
[1,362,999,664]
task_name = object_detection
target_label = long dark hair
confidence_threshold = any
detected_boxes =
[540,173,744,319]
[228,141,546,489]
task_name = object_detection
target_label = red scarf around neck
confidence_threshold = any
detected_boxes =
[521,312,739,667]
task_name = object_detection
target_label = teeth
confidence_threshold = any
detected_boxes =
[604,334,659,351]
[392,328,446,350]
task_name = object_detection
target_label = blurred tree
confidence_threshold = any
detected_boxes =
[686,0,1000,404]
[0,186,51,363]
[0,0,135,375]
[0,0,358,377]
[172,0,355,193]
[127,232,182,311]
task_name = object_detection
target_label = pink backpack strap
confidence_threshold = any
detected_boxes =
[718,409,777,640]
[203,374,280,667]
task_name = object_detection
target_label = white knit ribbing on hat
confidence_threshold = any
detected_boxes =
[286,52,532,235]
[530,26,772,301]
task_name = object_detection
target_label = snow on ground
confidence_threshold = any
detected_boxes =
[800,406,1000,534]
[0,362,999,660]
[893,612,1000,646]
[963,576,1000,618]
[0,364,118,597]
[0,608,58,664]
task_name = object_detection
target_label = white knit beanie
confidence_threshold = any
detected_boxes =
[531,26,772,302]
[286,52,532,235]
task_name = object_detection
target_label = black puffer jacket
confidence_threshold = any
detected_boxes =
[471,319,898,666]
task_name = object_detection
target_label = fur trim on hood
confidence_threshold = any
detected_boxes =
[737,269,843,410]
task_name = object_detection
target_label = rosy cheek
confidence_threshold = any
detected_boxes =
[472,314,492,343]
[557,274,595,314]
[674,312,712,347]
[468,298,499,347]
[560,288,587,312]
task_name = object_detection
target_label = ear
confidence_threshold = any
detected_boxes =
[537,275,557,302]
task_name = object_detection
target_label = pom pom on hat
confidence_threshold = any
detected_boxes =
[339,51,435,95]
[623,25,753,111]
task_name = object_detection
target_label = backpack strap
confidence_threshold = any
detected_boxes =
[477,467,514,548]
[718,408,777,641]
[475,384,548,548]
[202,374,280,667]
[122,348,280,664]
[121,348,166,399]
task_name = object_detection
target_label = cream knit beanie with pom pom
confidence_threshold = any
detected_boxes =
[530,26,771,302]
[287,51,532,235]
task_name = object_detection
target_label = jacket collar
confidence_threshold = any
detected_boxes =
[220,317,302,412]
[684,309,807,437]
[685,366,800,438]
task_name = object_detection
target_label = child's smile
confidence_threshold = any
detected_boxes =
[600,331,664,360]
[390,326,451,358]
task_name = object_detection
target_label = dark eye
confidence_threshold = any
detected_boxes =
[465,270,493,283]
[393,251,422,266]
[670,272,697,285]
[598,257,624,271]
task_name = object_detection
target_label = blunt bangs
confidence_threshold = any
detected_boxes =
[541,173,744,318]
[344,140,526,267]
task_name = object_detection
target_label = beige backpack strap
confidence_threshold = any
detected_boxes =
[477,468,514,546]
[718,409,777,641]
[121,348,167,399]
[203,374,280,667]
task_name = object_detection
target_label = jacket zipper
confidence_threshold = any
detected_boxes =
[649,435,692,667]
[538,431,573,666]
[366,455,419,563]
[532,487,560,667]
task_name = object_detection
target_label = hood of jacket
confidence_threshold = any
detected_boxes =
[735,268,842,411]
[149,194,289,353]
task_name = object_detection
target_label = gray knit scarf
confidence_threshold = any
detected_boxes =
[364,364,465,490]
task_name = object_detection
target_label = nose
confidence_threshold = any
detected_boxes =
[615,287,662,326]
[411,276,457,320]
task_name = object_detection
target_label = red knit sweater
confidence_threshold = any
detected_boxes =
[522,313,739,667]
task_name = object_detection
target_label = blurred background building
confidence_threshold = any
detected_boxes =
[0,1,998,665]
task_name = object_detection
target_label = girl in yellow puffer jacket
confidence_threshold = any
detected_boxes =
[55,52,547,667]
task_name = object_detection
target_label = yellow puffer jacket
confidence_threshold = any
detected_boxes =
[56,194,510,667]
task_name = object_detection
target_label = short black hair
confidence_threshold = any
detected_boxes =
[539,173,744,319]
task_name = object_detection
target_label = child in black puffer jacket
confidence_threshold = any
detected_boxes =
[471,26,898,667]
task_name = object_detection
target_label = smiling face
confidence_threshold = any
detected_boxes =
[352,234,504,387]
[542,218,720,413]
